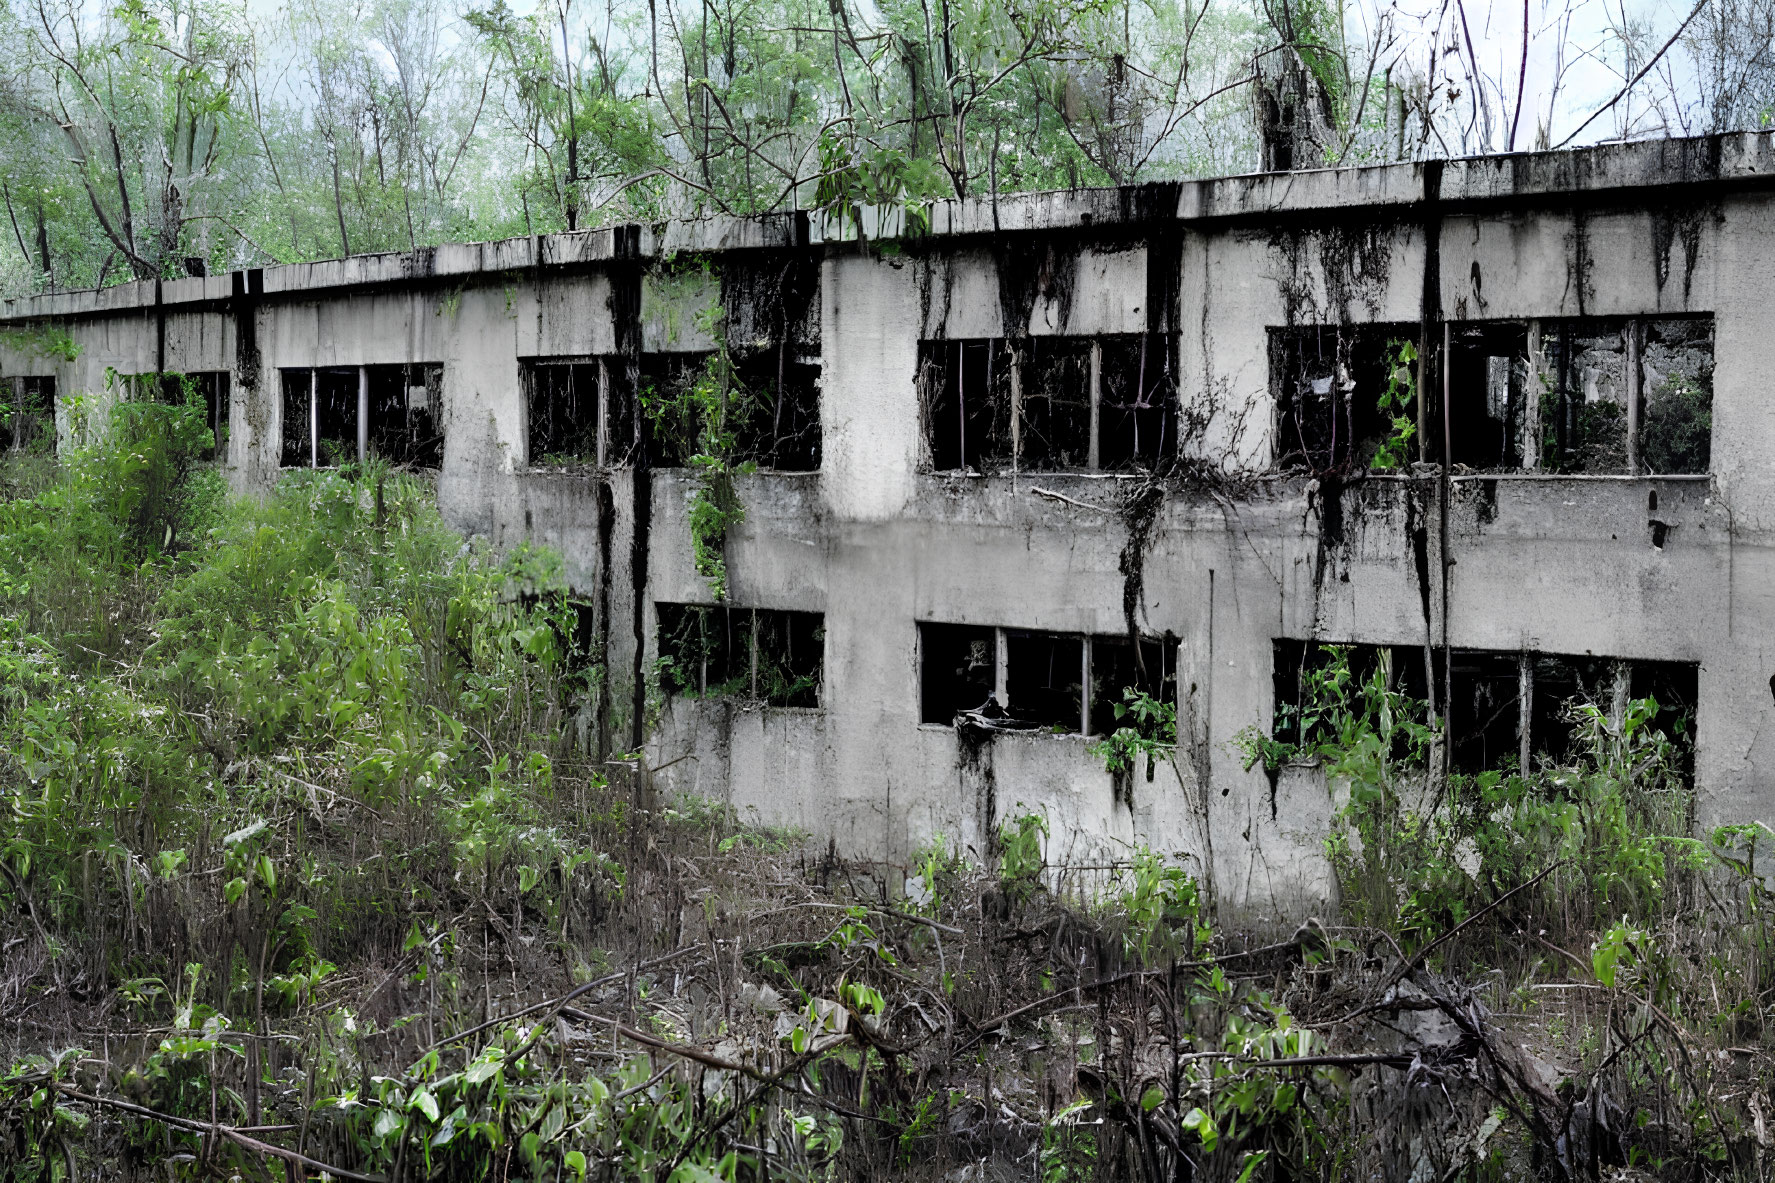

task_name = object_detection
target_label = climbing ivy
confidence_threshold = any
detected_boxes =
[0,324,80,362]
[640,302,752,601]
[1369,339,1417,471]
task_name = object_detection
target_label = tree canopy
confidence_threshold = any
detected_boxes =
[1,0,1770,293]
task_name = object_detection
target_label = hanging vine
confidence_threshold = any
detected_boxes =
[641,302,754,601]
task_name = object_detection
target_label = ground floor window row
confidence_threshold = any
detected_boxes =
[650,612,1178,728]
[920,623,1178,734]
[1273,315,1714,475]
[2,375,56,452]
[524,349,821,473]
[4,372,230,459]
[1272,639,1698,775]
[917,335,1176,475]
[656,604,823,708]
[280,365,443,469]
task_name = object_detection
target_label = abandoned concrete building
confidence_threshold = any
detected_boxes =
[2,133,1768,911]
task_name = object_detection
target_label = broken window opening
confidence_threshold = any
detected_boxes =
[656,603,824,708]
[732,348,822,471]
[367,364,444,468]
[919,339,1013,473]
[3,375,56,453]
[640,349,823,472]
[524,359,601,467]
[639,352,714,468]
[1477,314,1713,476]
[1020,338,1093,471]
[1271,639,1697,777]
[1098,334,1177,472]
[1637,317,1713,475]
[1088,634,1179,736]
[1444,324,1529,471]
[922,623,1179,735]
[1541,320,1631,473]
[1270,325,1414,473]
[279,364,444,470]
[919,623,998,724]
[1005,630,1086,731]
[600,359,639,467]
[147,371,230,460]
[923,335,1177,474]
[1447,650,1523,773]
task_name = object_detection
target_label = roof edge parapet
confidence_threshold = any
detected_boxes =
[4,131,1771,325]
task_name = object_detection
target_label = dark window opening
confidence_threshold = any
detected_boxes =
[3,376,55,452]
[732,349,821,471]
[638,348,821,471]
[1270,325,1414,472]
[1099,335,1176,471]
[279,367,357,468]
[1272,639,1696,777]
[601,359,639,467]
[1527,654,1621,766]
[1638,317,1713,475]
[1542,321,1630,474]
[1536,315,1712,475]
[112,371,230,460]
[1089,634,1179,736]
[921,335,1177,474]
[1445,324,1528,470]
[1448,650,1522,773]
[1005,631,1085,731]
[657,603,824,708]
[919,339,1013,472]
[314,370,358,467]
[279,365,443,469]
[640,353,713,468]
[919,623,997,724]
[1020,338,1093,471]
[279,370,311,468]
[926,624,1179,739]
[368,364,443,467]
[1630,661,1698,779]
[1271,640,1431,750]
[524,360,600,466]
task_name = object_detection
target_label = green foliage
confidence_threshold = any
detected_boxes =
[1370,339,1417,470]
[997,810,1049,902]
[1109,849,1207,964]
[1088,686,1177,779]
[1640,373,1713,475]
[641,301,750,600]
[1240,645,1704,951]
[0,325,80,362]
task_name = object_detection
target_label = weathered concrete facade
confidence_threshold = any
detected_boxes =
[4,135,1770,912]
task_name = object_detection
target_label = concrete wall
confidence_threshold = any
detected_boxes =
[6,134,1774,913]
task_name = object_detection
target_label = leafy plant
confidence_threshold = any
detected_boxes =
[998,810,1049,903]
[1089,686,1177,780]
[640,301,752,600]
[1370,339,1417,470]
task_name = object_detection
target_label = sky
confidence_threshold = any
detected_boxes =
[1370,0,1716,149]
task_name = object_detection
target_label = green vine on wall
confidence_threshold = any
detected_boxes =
[1369,339,1417,471]
[0,324,80,362]
[641,302,752,601]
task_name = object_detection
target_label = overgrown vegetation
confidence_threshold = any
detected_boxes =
[4,413,1775,1180]
[1369,339,1418,471]
[639,301,750,601]
[3,0,1759,296]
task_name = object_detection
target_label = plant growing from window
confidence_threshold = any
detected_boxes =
[1370,339,1417,470]
[1089,686,1177,780]
[640,302,755,600]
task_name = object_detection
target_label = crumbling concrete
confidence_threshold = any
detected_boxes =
[5,133,1772,913]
